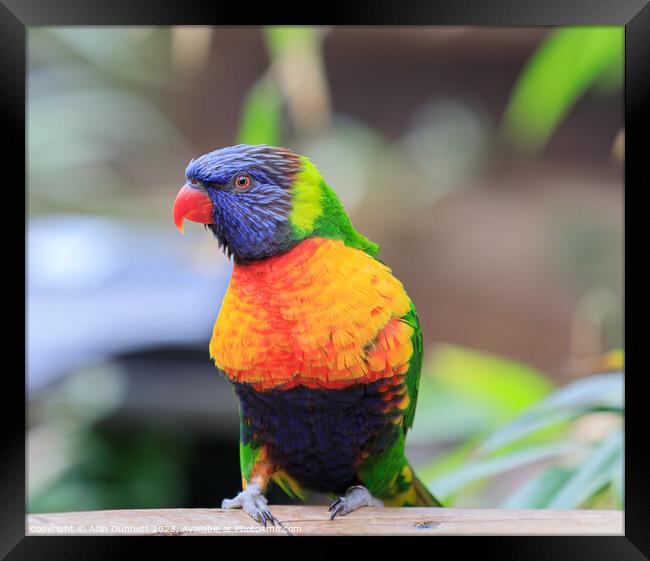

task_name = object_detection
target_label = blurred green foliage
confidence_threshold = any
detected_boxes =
[264,26,320,58]
[503,27,623,151]
[237,75,282,146]
[28,28,191,219]
[238,26,324,145]
[501,372,622,509]
[30,427,190,513]
[29,363,192,513]
[412,345,623,509]
[411,345,553,444]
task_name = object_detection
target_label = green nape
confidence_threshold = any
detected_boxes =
[289,157,380,257]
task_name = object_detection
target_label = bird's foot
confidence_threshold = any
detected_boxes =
[329,485,383,520]
[221,483,277,526]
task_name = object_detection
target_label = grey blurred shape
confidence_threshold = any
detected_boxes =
[27,215,232,395]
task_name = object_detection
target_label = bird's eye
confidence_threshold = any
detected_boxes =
[234,175,251,190]
[188,178,200,187]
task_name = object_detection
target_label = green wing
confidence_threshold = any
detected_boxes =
[357,299,443,506]
[400,301,424,431]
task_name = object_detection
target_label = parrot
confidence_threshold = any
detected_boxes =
[172,144,442,525]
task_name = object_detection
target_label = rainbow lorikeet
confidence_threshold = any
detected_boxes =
[173,144,441,524]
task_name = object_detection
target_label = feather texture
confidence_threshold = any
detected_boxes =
[210,237,413,390]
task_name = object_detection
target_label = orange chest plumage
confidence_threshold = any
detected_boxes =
[210,237,415,390]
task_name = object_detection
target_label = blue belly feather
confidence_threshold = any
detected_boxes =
[232,380,402,495]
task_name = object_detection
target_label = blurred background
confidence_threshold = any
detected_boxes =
[27,26,623,513]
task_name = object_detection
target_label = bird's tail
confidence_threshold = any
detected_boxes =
[386,464,443,507]
[411,473,443,507]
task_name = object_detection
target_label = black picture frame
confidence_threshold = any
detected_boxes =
[3,0,648,558]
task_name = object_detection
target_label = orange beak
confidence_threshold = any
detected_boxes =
[173,184,214,233]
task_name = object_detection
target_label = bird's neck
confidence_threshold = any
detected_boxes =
[287,158,380,258]
[231,237,324,281]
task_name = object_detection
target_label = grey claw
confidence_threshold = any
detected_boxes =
[222,483,279,527]
[329,494,348,519]
[256,507,275,527]
[329,486,383,520]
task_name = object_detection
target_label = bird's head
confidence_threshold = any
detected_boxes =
[173,144,329,262]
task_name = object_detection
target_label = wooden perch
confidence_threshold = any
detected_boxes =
[27,506,623,536]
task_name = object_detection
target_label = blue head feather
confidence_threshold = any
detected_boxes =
[185,144,302,262]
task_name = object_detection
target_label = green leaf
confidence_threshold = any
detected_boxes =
[411,345,554,445]
[503,27,623,151]
[264,27,319,57]
[547,430,623,509]
[429,442,579,500]
[427,344,554,417]
[409,381,503,442]
[415,439,480,483]
[524,372,623,417]
[476,373,622,454]
[501,466,575,509]
[236,74,282,146]
[477,409,574,455]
